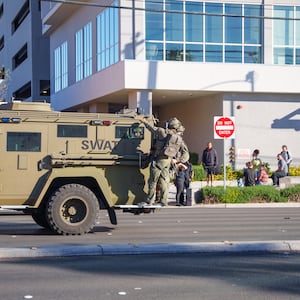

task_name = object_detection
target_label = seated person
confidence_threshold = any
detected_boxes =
[257,164,269,185]
[243,161,256,186]
[271,154,288,187]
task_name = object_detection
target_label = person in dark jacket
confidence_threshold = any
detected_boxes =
[174,161,194,206]
[201,142,218,187]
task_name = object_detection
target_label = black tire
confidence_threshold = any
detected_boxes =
[46,184,99,235]
[31,210,51,229]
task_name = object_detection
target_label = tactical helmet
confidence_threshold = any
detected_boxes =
[177,125,185,134]
[168,117,181,130]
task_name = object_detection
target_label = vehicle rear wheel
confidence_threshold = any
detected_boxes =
[46,184,99,235]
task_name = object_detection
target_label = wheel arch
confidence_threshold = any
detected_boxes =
[40,176,111,210]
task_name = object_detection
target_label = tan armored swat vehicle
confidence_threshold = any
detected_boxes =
[0,101,156,235]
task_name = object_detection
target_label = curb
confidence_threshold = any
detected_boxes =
[1,241,300,259]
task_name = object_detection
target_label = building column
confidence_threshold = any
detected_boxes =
[89,102,109,113]
[264,0,273,65]
[128,90,152,115]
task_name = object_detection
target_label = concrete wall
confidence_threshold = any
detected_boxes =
[159,92,300,171]
[158,94,224,164]
[223,94,300,170]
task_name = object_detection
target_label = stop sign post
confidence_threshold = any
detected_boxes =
[214,116,235,139]
[213,116,235,190]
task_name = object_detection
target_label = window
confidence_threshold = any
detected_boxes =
[13,82,31,100]
[76,22,92,82]
[274,6,300,65]
[12,44,27,69]
[244,5,262,63]
[145,0,163,41]
[84,23,92,78]
[145,1,263,64]
[57,125,87,138]
[166,1,183,42]
[40,80,50,96]
[7,132,41,152]
[96,0,119,71]
[145,42,163,60]
[12,0,29,33]
[206,2,223,43]
[115,125,144,139]
[54,41,68,92]
[0,35,4,52]
[186,2,203,43]
[225,4,242,44]
[0,3,3,19]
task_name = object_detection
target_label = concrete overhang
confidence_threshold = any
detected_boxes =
[51,60,300,111]
[42,2,82,34]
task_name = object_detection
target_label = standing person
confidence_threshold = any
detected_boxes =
[281,145,292,175]
[201,142,218,187]
[174,161,194,206]
[251,149,262,178]
[271,153,288,187]
[243,161,256,186]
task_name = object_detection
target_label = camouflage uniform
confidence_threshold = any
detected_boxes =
[143,117,183,205]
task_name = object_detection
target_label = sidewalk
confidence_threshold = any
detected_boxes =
[0,240,300,259]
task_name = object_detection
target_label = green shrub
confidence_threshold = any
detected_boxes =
[214,165,240,181]
[189,152,199,165]
[280,184,300,199]
[195,165,300,204]
[289,166,300,176]
[193,164,206,181]
[199,185,286,204]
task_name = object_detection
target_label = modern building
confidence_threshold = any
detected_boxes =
[26,1,300,168]
[0,0,50,103]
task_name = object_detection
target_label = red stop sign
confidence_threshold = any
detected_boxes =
[214,117,235,139]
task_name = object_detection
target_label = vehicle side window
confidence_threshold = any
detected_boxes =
[57,125,87,138]
[7,132,41,152]
[115,125,144,139]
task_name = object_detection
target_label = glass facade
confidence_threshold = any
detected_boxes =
[273,6,300,65]
[54,41,68,93]
[145,1,263,64]
[53,2,120,95]
[96,0,119,71]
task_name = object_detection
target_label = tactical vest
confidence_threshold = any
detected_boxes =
[163,132,183,158]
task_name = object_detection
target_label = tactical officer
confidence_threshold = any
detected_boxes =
[142,117,183,206]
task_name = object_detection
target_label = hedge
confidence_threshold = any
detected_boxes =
[199,185,300,204]
[192,165,300,181]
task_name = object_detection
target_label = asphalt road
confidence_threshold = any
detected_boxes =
[0,206,299,248]
[1,253,300,300]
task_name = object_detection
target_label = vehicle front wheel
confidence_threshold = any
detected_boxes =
[46,184,99,235]
[31,210,51,229]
